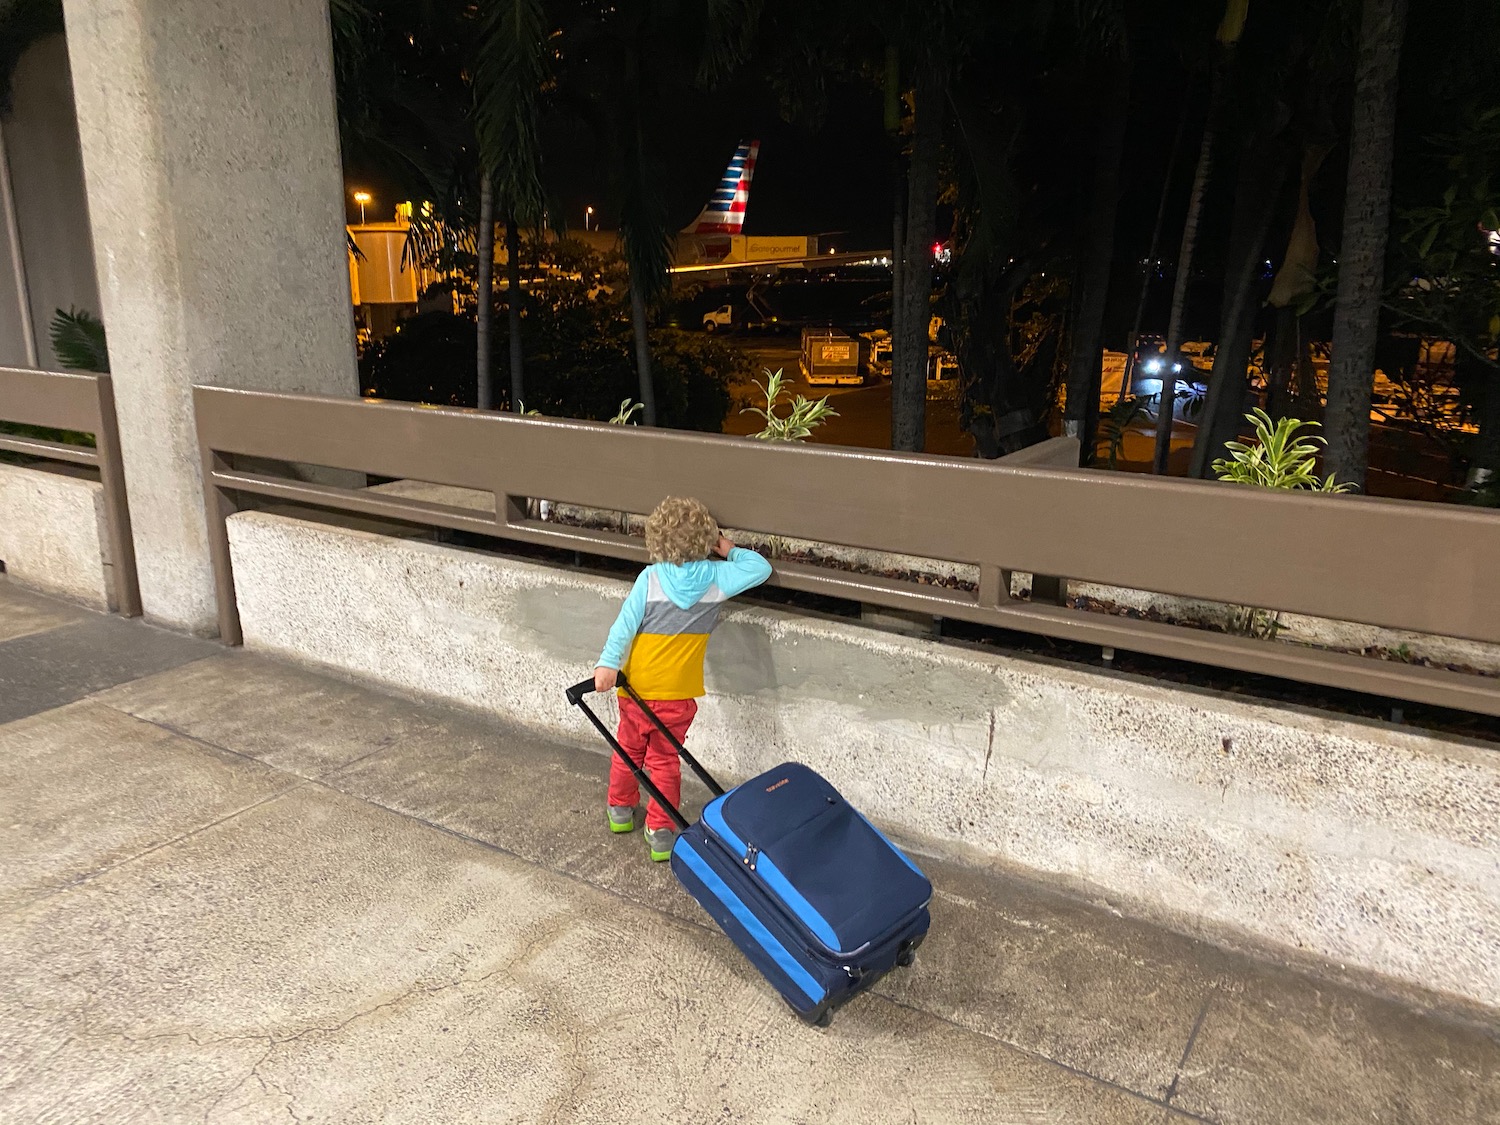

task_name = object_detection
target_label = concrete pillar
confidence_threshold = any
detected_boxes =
[61,0,358,633]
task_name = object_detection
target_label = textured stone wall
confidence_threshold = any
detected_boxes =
[227,509,1500,1011]
[0,463,113,610]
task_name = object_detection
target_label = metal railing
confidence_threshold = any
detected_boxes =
[194,386,1500,716]
[0,367,141,616]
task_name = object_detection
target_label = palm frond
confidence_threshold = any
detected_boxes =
[48,307,109,373]
[473,0,549,226]
[699,0,764,88]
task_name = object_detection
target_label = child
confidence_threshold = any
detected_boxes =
[594,496,772,861]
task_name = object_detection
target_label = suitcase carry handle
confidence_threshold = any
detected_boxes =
[565,674,727,832]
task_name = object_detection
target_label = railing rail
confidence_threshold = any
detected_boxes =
[194,386,1500,716]
[0,367,142,616]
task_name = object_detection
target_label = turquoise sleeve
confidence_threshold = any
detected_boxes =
[598,570,649,669]
[715,547,773,598]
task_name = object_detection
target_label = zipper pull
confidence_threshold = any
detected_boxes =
[744,844,759,870]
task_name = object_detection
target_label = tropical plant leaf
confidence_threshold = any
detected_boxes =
[48,307,109,373]
[1212,411,1355,492]
[739,368,837,442]
[472,0,549,225]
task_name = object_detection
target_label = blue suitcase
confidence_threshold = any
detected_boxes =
[568,676,931,1026]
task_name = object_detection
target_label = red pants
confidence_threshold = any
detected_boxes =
[608,697,697,831]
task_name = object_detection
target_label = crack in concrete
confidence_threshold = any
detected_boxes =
[1,784,306,921]
[542,1027,589,1125]
[877,991,1221,1123]
[982,709,996,779]
[200,1042,277,1125]
[93,924,570,1124]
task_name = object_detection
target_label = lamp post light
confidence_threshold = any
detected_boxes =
[585,205,594,231]
[353,191,372,224]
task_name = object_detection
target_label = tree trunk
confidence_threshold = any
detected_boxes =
[629,273,658,427]
[1325,0,1408,490]
[1468,375,1500,491]
[892,61,944,453]
[890,168,906,377]
[505,216,524,410]
[955,258,1051,459]
[1190,145,1288,477]
[1123,94,1190,400]
[1264,306,1298,419]
[885,44,906,389]
[1151,65,1225,475]
[476,174,496,410]
[1064,62,1131,466]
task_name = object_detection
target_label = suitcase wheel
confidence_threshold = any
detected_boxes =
[788,999,833,1028]
[897,948,917,968]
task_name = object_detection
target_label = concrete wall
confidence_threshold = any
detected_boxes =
[0,35,102,369]
[225,510,1500,1013]
[0,462,114,610]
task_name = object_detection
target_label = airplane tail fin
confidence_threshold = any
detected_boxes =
[682,140,759,235]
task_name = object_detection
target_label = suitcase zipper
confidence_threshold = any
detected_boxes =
[743,844,759,871]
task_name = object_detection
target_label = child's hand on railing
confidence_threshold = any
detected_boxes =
[594,666,618,693]
[714,536,735,559]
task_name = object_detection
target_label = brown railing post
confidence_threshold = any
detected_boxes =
[200,442,244,646]
[978,565,1009,606]
[92,375,142,617]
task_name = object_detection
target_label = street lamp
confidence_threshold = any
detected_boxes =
[353,191,372,224]
[585,205,594,231]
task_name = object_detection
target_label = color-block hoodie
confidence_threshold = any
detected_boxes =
[598,548,773,700]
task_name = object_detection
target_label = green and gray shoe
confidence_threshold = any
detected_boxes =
[645,826,677,862]
[607,805,635,834]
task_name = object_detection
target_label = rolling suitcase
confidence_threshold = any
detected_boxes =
[567,675,932,1026]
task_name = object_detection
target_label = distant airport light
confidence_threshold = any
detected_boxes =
[352,190,372,224]
[585,205,594,231]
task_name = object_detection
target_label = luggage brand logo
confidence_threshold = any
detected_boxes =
[765,777,790,792]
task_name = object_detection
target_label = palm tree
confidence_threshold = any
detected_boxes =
[890,54,946,453]
[1062,4,1131,464]
[1323,0,1408,489]
[1150,0,1251,475]
[474,176,498,407]
[473,0,550,412]
[552,0,756,427]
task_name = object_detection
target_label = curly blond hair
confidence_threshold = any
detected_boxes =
[645,496,719,565]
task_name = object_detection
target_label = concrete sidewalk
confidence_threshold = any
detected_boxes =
[1,580,1495,1124]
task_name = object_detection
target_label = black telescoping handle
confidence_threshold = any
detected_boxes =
[565,674,727,821]
[614,676,726,799]
[567,676,690,832]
